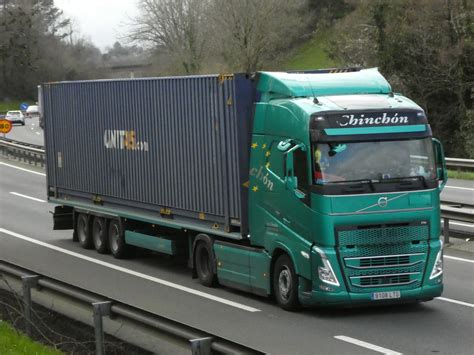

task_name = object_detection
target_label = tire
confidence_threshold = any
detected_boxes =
[92,217,109,254]
[195,240,217,287]
[273,254,300,311]
[108,219,128,259]
[76,214,93,249]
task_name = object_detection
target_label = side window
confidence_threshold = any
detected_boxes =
[268,141,285,179]
[294,148,309,193]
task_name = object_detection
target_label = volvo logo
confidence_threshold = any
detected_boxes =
[378,197,388,208]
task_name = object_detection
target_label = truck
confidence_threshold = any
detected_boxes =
[43,68,447,310]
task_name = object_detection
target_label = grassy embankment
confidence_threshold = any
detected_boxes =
[0,320,62,355]
[283,30,338,71]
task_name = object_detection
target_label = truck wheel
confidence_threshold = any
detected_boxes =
[273,254,300,311]
[77,214,93,249]
[108,219,128,259]
[92,217,109,254]
[195,241,217,287]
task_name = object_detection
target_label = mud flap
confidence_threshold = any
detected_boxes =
[53,205,74,230]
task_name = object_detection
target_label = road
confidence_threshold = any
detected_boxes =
[0,158,473,354]
[3,115,44,146]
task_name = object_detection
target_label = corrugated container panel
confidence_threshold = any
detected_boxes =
[44,75,255,230]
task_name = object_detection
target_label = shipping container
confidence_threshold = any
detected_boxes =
[44,74,256,236]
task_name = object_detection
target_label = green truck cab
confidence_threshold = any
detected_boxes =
[237,68,446,309]
[45,68,446,310]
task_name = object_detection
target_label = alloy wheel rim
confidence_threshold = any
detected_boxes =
[278,267,292,301]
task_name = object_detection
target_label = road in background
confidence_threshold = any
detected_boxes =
[1,158,473,354]
[4,116,44,146]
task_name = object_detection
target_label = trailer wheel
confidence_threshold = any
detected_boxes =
[92,217,109,254]
[76,214,93,249]
[195,240,217,287]
[273,254,300,311]
[108,219,128,259]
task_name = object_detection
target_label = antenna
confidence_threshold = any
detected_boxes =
[306,75,320,105]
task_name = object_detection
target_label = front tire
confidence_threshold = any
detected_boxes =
[92,217,109,254]
[273,254,300,311]
[108,219,128,259]
[76,214,93,249]
[195,240,217,287]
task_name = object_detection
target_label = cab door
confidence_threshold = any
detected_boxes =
[248,137,312,250]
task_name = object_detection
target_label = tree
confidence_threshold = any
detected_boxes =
[0,0,71,99]
[127,0,210,74]
[209,0,310,72]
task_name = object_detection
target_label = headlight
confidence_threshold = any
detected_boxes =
[429,242,443,280]
[314,246,340,287]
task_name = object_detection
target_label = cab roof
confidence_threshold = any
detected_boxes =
[257,68,392,100]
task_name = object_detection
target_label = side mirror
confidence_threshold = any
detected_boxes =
[432,138,447,191]
[278,139,292,152]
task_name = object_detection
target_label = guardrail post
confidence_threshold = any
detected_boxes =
[92,301,112,355]
[190,337,213,355]
[443,218,450,244]
[21,275,39,337]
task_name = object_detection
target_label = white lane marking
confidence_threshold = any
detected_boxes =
[445,186,474,191]
[36,132,41,135]
[10,192,46,203]
[0,162,46,176]
[0,228,261,313]
[334,335,402,355]
[444,255,474,264]
[436,297,474,308]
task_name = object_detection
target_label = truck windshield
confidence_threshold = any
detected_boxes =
[313,138,436,184]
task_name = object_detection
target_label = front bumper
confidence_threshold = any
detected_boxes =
[299,283,443,307]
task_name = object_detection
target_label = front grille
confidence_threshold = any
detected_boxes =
[346,253,425,269]
[338,223,428,246]
[352,273,419,288]
[337,222,429,293]
[361,255,409,267]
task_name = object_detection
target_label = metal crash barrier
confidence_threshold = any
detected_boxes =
[0,262,263,355]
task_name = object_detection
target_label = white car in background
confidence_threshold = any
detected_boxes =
[5,110,25,125]
[26,105,39,117]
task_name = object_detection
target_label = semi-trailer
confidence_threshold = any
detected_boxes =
[43,68,446,310]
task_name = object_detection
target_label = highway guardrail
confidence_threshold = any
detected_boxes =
[0,261,264,355]
[441,202,474,243]
[0,137,45,167]
[446,157,474,170]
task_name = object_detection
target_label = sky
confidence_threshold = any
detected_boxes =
[54,0,140,51]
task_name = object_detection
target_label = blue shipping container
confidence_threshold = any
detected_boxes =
[43,74,256,235]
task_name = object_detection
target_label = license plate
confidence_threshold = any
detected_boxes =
[371,291,401,300]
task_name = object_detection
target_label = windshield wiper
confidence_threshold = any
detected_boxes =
[325,179,375,191]
[379,175,427,188]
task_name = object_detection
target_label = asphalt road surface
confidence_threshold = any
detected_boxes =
[0,159,473,354]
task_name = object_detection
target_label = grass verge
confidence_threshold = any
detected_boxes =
[0,320,62,355]
[448,170,474,181]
